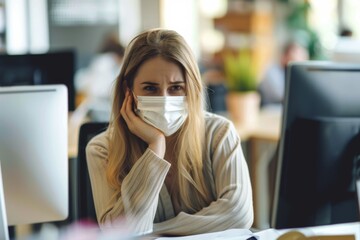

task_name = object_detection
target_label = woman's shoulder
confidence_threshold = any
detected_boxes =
[203,112,240,152]
[204,111,237,138]
[86,129,110,158]
[204,111,232,128]
[88,128,109,144]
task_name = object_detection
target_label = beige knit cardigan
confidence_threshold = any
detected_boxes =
[86,112,254,236]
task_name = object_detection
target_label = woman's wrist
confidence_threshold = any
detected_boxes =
[148,135,166,158]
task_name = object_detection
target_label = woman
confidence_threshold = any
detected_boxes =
[86,28,253,236]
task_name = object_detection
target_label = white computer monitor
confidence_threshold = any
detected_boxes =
[0,85,69,239]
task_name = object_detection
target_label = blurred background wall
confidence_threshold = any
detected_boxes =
[1,0,359,72]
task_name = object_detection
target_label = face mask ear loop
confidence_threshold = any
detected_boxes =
[131,91,137,100]
[131,91,140,112]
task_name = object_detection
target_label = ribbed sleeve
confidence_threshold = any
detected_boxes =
[86,132,170,234]
[86,113,253,236]
[152,115,253,235]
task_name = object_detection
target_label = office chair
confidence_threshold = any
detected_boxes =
[77,121,109,224]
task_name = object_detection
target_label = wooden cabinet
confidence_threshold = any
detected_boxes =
[214,11,272,34]
[214,9,274,80]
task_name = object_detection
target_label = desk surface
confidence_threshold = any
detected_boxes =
[16,221,360,240]
[233,106,282,142]
[154,222,360,239]
[68,111,85,158]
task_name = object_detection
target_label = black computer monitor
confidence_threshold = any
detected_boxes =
[0,50,76,111]
[272,61,360,229]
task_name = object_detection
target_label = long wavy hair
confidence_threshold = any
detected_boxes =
[107,29,211,212]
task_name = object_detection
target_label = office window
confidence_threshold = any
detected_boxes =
[309,0,360,52]
[341,0,360,37]
[50,0,118,25]
[308,0,338,50]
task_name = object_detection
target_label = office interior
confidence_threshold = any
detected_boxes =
[0,0,360,239]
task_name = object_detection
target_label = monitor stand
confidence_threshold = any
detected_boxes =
[0,164,9,240]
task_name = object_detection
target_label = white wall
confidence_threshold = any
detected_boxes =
[160,0,200,58]
[5,0,202,59]
[5,0,49,54]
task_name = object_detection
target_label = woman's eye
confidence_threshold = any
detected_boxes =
[143,86,157,92]
[169,85,185,92]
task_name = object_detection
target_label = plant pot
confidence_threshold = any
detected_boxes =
[226,91,260,128]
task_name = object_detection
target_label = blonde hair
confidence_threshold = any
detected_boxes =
[107,29,211,212]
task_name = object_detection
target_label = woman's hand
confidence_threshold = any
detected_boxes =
[120,89,166,158]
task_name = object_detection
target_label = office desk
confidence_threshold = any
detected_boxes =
[154,222,360,239]
[14,221,360,240]
[233,107,281,142]
[232,107,282,229]
[68,111,90,159]
[68,112,77,158]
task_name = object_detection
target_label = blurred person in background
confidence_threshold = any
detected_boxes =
[258,40,309,107]
[75,32,125,121]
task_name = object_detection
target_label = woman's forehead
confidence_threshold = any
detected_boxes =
[133,57,185,84]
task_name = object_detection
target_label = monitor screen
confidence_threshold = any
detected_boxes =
[272,61,360,229]
[0,85,68,236]
[0,50,76,111]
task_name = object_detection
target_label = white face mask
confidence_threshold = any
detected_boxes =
[135,95,188,136]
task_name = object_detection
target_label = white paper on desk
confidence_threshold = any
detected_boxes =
[156,229,256,240]
[252,228,282,239]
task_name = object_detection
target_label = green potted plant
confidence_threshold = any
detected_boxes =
[224,48,257,92]
[223,49,260,127]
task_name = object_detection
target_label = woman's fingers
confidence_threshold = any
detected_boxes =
[122,90,140,132]
[120,90,130,124]
[121,89,147,134]
[120,89,166,157]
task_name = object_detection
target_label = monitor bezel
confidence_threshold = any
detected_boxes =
[271,61,360,228]
[0,85,69,229]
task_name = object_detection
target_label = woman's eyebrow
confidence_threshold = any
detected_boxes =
[140,81,159,85]
[169,81,185,84]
